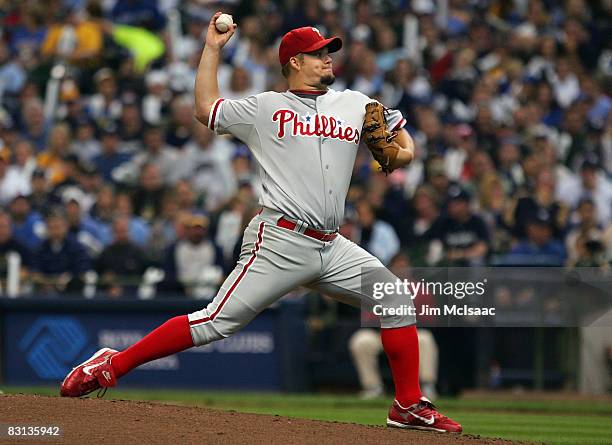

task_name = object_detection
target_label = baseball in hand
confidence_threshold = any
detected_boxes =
[215,14,234,33]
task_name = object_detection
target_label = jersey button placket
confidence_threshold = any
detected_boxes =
[317,96,329,227]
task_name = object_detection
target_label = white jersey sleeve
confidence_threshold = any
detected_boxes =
[207,95,258,142]
[383,107,408,132]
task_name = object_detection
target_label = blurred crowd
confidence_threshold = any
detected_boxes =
[0,0,611,298]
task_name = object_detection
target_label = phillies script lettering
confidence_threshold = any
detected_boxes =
[272,109,360,144]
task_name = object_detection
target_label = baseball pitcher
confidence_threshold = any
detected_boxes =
[61,12,461,433]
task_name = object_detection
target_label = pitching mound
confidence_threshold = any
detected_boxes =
[1,394,521,444]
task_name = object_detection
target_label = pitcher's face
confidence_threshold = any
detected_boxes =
[300,47,335,87]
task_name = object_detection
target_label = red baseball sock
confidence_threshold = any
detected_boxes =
[111,315,194,378]
[381,325,422,406]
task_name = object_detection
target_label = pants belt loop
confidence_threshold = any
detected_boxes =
[296,220,307,234]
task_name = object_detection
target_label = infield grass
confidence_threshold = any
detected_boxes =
[3,386,611,445]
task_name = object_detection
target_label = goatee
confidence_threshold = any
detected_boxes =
[321,74,335,86]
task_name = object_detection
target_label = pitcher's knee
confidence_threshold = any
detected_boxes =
[188,320,223,346]
[187,308,225,346]
[379,313,416,329]
[374,290,417,328]
[187,306,252,346]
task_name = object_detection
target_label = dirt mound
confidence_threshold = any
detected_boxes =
[0,394,523,445]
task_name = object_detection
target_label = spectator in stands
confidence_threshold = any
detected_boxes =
[372,175,412,246]
[230,144,257,190]
[513,168,569,241]
[509,208,567,266]
[551,57,580,109]
[520,150,544,191]
[122,125,177,185]
[424,156,454,207]
[473,106,499,155]
[146,192,185,264]
[88,68,122,126]
[89,184,115,230]
[19,99,47,152]
[8,139,38,186]
[58,82,88,129]
[215,196,256,271]
[115,192,150,247]
[92,125,132,183]
[111,0,166,31]
[63,194,110,257]
[130,163,166,223]
[175,123,235,212]
[27,169,53,215]
[374,27,406,73]
[0,120,18,157]
[114,59,143,96]
[407,185,440,264]
[31,209,92,295]
[531,129,581,202]
[36,123,72,186]
[561,157,612,226]
[440,47,478,110]
[142,70,170,125]
[170,10,205,63]
[9,194,45,251]
[96,216,148,299]
[444,123,477,183]
[350,49,384,97]
[535,82,563,128]
[174,180,200,214]
[582,76,612,131]
[221,66,260,101]
[355,200,400,266]
[381,58,431,113]
[427,186,489,266]
[566,199,606,267]
[7,5,47,57]
[415,108,446,156]
[0,32,20,91]
[162,213,224,299]
[75,163,103,213]
[70,118,101,163]
[41,3,104,68]
[466,150,497,196]
[166,95,195,149]
[477,173,514,254]
[117,100,144,153]
[561,104,591,171]
[0,211,31,286]
[51,155,85,204]
[0,150,30,205]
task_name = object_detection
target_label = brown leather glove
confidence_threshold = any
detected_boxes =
[362,102,401,174]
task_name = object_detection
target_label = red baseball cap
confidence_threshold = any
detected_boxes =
[279,27,342,66]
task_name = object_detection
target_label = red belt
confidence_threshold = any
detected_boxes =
[277,217,338,242]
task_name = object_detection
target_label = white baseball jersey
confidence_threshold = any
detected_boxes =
[188,88,415,347]
[206,89,407,230]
